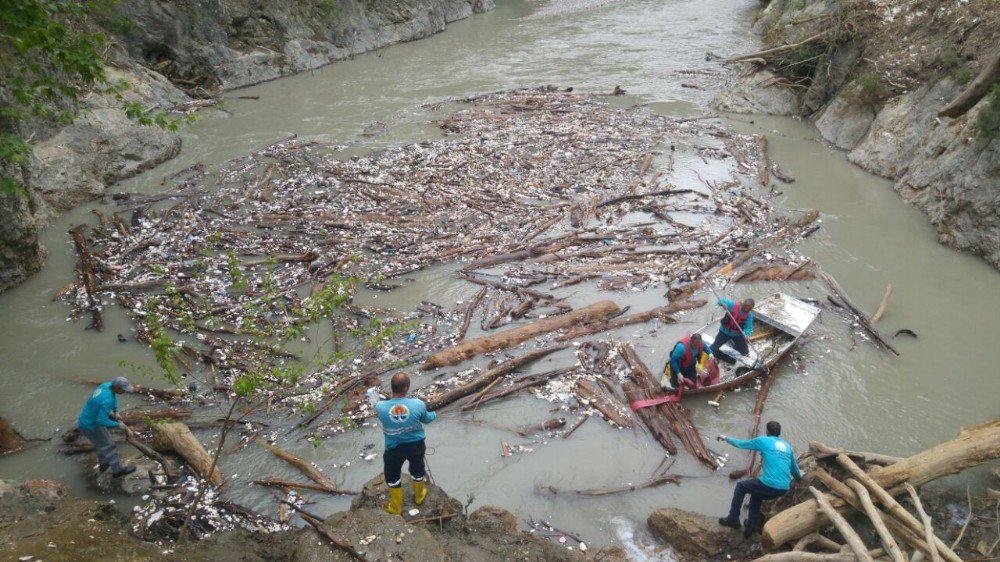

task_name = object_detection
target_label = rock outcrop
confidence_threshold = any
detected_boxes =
[1,0,495,292]
[647,508,749,561]
[713,0,1000,268]
[294,474,587,561]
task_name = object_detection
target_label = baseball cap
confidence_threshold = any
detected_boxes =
[111,376,134,392]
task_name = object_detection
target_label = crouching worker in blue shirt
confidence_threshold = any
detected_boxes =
[78,376,136,478]
[717,421,802,538]
[375,372,437,515]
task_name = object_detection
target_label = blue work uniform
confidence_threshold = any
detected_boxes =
[724,435,802,533]
[375,397,437,487]
[77,382,125,473]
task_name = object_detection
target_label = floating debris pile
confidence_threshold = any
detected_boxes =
[60,87,825,474]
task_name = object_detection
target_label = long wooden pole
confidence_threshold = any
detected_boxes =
[421,300,618,369]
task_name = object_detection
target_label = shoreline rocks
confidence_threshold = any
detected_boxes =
[0,0,496,293]
[712,0,999,268]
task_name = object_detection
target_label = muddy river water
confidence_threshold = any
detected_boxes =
[1,0,997,555]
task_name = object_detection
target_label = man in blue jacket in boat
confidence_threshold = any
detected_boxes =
[718,421,802,538]
[663,333,713,391]
[374,372,437,515]
[77,376,136,477]
[711,298,755,360]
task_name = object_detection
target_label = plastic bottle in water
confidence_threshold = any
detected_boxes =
[365,387,381,407]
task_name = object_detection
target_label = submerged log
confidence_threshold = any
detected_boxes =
[262,443,345,493]
[151,422,222,486]
[536,472,680,497]
[425,345,568,411]
[763,418,1000,549]
[253,477,355,495]
[421,301,618,369]
[70,225,104,331]
[513,417,566,437]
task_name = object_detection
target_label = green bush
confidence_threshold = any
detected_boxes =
[975,83,1000,141]
[843,74,887,107]
[0,0,188,196]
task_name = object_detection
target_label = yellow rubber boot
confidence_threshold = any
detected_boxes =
[413,480,427,506]
[386,487,403,515]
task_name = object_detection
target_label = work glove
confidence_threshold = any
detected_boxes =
[717,434,727,442]
[109,411,119,421]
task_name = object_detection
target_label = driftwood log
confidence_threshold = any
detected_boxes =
[262,443,351,494]
[819,272,899,356]
[0,416,24,455]
[555,300,705,342]
[421,301,618,369]
[622,379,677,454]
[151,422,222,486]
[70,225,103,331]
[424,345,567,411]
[120,424,179,482]
[938,52,1000,118]
[460,366,575,411]
[575,380,632,428]
[807,486,873,562]
[763,418,1000,549]
[811,468,949,562]
[620,344,718,468]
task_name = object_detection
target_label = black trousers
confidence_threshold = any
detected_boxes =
[383,439,426,488]
[727,477,786,531]
[711,330,749,358]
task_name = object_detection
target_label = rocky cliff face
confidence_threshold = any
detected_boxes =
[713,0,999,268]
[0,0,494,293]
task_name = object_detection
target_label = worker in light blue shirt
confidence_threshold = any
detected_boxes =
[374,372,436,515]
[717,420,802,537]
[711,298,755,359]
[77,376,136,478]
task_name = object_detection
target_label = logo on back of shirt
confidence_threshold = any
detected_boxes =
[389,404,410,423]
[92,388,102,398]
[775,441,787,452]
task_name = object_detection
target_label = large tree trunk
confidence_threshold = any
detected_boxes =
[938,52,1000,118]
[421,300,620,369]
[152,422,222,486]
[763,418,1000,549]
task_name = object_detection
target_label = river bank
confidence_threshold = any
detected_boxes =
[2,0,999,559]
[0,0,495,293]
[712,0,999,268]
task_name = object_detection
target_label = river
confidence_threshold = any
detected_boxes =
[1,0,997,554]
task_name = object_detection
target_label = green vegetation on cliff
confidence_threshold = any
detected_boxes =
[0,0,185,195]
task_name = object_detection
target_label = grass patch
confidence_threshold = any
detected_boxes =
[935,48,972,85]
[841,74,887,107]
[975,83,1000,141]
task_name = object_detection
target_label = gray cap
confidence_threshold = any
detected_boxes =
[110,376,134,392]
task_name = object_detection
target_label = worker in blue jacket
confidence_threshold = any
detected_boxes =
[717,420,802,537]
[711,298,755,359]
[77,377,136,477]
[663,333,712,391]
[374,372,437,515]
